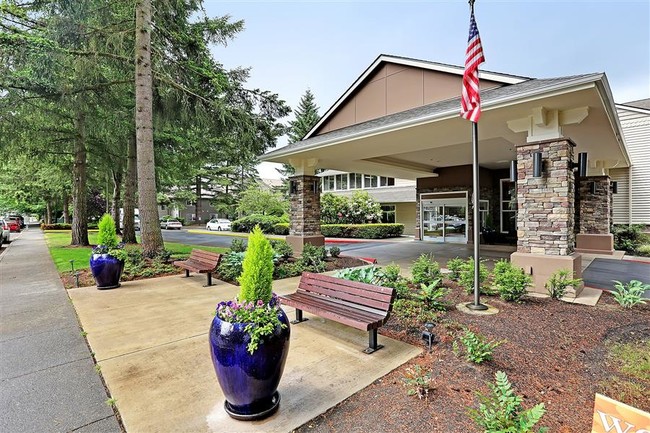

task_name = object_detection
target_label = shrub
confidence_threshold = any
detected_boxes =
[328,246,341,258]
[273,261,305,279]
[459,258,491,295]
[230,238,246,253]
[414,281,449,311]
[402,365,434,401]
[231,214,287,233]
[40,223,72,230]
[379,263,402,285]
[393,299,442,327]
[273,222,290,235]
[469,371,548,433]
[453,329,504,364]
[320,191,382,224]
[320,223,404,239]
[97,214,119,249]
[446,257,464,280]
[411,254,441,286]
[270,239,293,259]
[299,243,326,273]
[637,244,650,257]
[238,226,274,303]
[545,269,582,299]
[335,266,381,284]
[612,224,649,254]
[612,280,648,309]
[217,252,245,282]
[492,260,532,302]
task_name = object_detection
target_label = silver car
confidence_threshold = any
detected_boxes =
[160,218,182,230]
[0,219,10,245]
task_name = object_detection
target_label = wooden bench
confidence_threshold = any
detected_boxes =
[279,272,396,354]
[172,249,221,286]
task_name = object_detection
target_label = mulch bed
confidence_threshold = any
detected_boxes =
[293,287,650,433]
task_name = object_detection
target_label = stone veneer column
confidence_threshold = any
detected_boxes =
[510,138,584,297]
[286,175,324,253]
[575,176,614,254]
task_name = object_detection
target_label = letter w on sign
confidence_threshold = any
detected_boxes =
[592,394,650,433]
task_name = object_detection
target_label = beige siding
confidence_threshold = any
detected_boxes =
[615,106,650,224]
[610,168,630,224]
[395,202,417,236]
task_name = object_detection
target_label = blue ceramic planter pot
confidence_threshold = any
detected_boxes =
[89,254,124,290]
[209,308,290,420]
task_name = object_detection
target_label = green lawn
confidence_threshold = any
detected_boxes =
[44,231,228,273]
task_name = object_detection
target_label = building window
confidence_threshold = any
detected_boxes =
[479,200,489,228]
[322,175,335,191]
[349,173,362,189]
[379,176,395,187]
[500,179,516,234]
[335,174,348,190]
[381,205,396,223]
[364,174,378,188]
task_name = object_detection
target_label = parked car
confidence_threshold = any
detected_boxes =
[206,218,231,231]
[5,218,20,233]
[160,218,182,230]
[134,216,140,231]
[8,214,25,229]
[1,220,10,245]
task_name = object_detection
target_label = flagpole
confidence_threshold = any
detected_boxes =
[466,0,487,311]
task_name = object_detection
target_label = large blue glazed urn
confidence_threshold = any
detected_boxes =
[209,308,291,420]
[89,254,125,290]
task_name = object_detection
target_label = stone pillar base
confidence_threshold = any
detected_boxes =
[575,233,614,255]
[510,252,584,298]
[286,235,325,255]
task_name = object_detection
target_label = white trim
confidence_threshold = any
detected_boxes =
[263,74,609,162]
[499,179,516,234]
[419,191,469,243]
[303,54,528,141]
[615,103,650,115]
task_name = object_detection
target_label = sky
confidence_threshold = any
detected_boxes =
[203,1,650,179]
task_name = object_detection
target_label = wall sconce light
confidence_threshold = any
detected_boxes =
[509,160,517,182]
[612,181,618,194]
[289,180,297,195]
[589,182,597,194]
[532,152,543,178]
[312,181,319,194]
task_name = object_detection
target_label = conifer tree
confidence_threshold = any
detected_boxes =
[279,89,321,178]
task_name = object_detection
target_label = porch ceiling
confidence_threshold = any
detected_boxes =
[263,75,629,180]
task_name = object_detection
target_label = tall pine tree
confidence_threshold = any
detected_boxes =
[279,89,320,178]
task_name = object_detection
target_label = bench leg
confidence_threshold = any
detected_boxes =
[291,309,308,325]
[363,329,384,354]
[184,270,191,278]
[204,273,213,287]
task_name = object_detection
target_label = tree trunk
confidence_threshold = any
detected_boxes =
[46,201,52,225]
[111,169,123,234]
[71,112,89,246]
[195,175,202,223]
[63,193,70,224]
[122,134,138,244]
[135,0,163,257]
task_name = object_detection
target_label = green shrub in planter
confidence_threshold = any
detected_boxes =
[217,252,246,282]
[411,254,441,286]
[445,257,464,280]
[328,246,341,258]
[612,224,649,254]
[232,214,288,233]
[459,258,491,295]
[270,239,293,259]
[273,223,290,235]
[238,226,274,303]
[492,260,532,302]
[299,244,326,272]
[545,269,582,299]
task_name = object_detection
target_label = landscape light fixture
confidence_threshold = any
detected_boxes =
[421,322,436,352]
[532,152,543,178]
[509,160,517,182]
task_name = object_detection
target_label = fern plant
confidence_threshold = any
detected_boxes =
[469,371,548,433]
[453,329,504,364]
[545,269,582,299]
[415,280,449,311]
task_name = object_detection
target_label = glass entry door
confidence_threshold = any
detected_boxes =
[421,197,467,243]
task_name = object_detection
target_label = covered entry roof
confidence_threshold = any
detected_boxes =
[262,56,630,180]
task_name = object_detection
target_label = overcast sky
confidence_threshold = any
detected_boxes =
[203,1,650,179]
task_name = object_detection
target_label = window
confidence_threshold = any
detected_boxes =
[335,174,348,190]
[379,176,395,187]
[364,174,378,188]
[349,173,362,189]
[322,176,335,191]
[381,205,396,223]
[500,179,517,233]
[479,200,489,228]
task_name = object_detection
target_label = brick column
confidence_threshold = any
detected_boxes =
[575,176,614,254]
[510,138,583,297]
[287,175,324,253]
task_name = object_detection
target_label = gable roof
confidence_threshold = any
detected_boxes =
[263,72,605,160]
[303,54,530,140]
[617,98,650,113]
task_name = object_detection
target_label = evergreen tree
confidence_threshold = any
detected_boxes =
[278,89,321,179]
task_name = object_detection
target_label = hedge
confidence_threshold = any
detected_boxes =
[273,223,289,235]
[41,223,72,230]
[231,214,289,233]
[320,223,404,239]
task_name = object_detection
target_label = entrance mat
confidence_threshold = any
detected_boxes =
[583,258,650,298]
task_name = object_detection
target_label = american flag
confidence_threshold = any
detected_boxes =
[460,9,485,123]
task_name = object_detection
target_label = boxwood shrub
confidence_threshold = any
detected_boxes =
[231,214,288,233]
[320,223,404,239]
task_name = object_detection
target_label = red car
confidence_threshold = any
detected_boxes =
[5,218,21,232]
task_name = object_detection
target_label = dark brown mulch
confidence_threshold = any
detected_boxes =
[293,287,650,433]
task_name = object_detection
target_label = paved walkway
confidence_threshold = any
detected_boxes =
[0,229,121,433]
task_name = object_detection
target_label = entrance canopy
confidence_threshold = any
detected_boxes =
[262,72,630,179]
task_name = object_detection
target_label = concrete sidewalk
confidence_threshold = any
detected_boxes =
[0,229,121,433]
